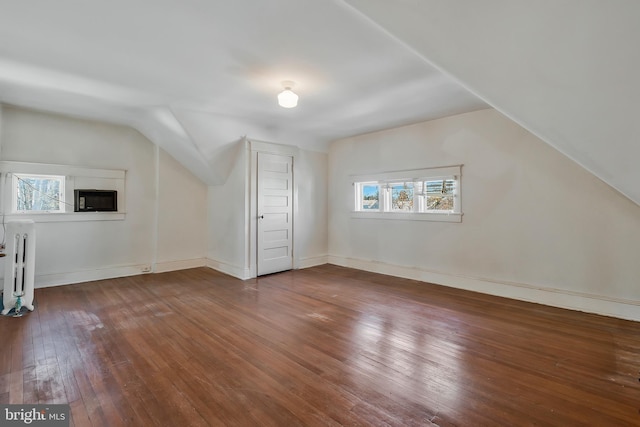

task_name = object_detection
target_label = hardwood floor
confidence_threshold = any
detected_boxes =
[0,265,638,426]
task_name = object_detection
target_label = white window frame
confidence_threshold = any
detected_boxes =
[12,173,66,213]
[0,161,126,222]
[351,165,462,223]
[355,182,382,212]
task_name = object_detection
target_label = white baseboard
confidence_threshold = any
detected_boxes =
[206,255,328,279]
[206,258,251,280]
[327,255,640,322]
[1,258,206,289]
[155,258,206,273]
[33,264,150,289]
[297,255,328,269]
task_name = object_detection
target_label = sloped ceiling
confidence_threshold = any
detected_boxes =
[345,0,640,206]
[0,0,486,185]
[2,1,635,205]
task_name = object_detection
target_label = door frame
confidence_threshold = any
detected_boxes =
[248,139,299,278]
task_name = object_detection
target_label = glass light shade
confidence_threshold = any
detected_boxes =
[278,89,298,108]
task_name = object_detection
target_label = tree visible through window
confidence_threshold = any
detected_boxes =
[352,165,461,220]
[13,174,65,212]
[361,184,379,210]
[425,179,455,211]
[391,182,414,211]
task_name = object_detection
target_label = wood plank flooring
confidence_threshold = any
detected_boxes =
[0,265,639,426]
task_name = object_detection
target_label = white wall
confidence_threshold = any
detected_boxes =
[156,148,207,272]
[295,149,328,268]
[329,109,640,320]
[346,0,640,206]
[0,106,326,287]
[206,141,250,278]
[207,140,328,279]
[0,105,207,286]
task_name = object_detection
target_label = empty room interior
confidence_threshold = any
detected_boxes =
[0,1,638,426]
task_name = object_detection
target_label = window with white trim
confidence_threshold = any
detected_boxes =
[356,183,381,211]
[352,165,462,222]
[12,173,66,213]
[0,161,126,222]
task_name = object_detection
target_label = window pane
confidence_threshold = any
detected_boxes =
[16,176,63,211]
[425,179,455,211]
[426,195,454,210]
[361,184,379,210]
[391,182,413,211]
[425,179,455,194]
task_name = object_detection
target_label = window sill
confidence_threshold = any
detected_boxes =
[5,212,126,223]
[350,211,462,223]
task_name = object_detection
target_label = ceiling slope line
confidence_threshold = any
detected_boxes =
[342,0,640,207]
[131,107,219,185]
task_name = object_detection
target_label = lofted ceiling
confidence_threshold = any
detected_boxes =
[0,0,486,185]
[1,1,636,207]
[346,0,640,206]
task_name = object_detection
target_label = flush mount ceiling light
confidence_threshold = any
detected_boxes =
[278,81,299,108]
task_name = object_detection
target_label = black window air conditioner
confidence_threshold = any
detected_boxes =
[74,190,117,212]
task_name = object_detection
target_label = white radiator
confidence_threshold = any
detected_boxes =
[2,220,36,315]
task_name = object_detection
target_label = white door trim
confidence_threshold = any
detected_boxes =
[248,139,299,278]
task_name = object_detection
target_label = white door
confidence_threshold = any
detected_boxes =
[257,152,293,276]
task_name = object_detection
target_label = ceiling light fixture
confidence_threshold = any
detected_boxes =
[278,81,299,108]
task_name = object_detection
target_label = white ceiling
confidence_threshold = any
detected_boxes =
[347,0,640,206]
[0,0,486,184]
[4,1,635,207]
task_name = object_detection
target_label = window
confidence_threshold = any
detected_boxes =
[356,183,380,211]
[423,179,456,211]
[1,162,126,222]
[12,173,66,213]
[352,165,462,222]
[391,182,414,211]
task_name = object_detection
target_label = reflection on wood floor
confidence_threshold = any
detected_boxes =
[0,265,638,426]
